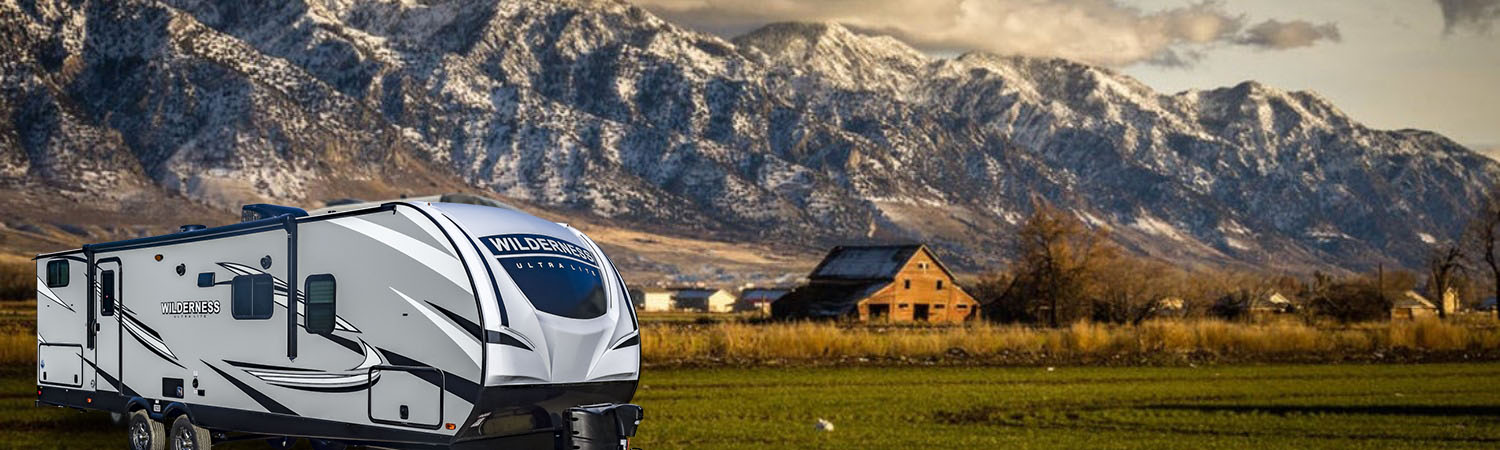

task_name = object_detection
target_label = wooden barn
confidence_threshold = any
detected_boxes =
[772,245,980,322]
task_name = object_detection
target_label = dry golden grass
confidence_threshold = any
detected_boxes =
[1,317,1496,368]
[641,319,1500,365]
[0,255,33,302]
[0,332,31,366]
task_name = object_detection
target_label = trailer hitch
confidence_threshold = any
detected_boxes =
[563,403,643,450]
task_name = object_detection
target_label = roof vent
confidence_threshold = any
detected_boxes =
[178,224,207,233]
[241,204,309,223]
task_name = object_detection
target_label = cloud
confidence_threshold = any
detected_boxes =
[1236,20,1341,49]
[1436,0,1500,35]
[633,0,1339,67]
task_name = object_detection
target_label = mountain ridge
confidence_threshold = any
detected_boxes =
[1,0,1494,277]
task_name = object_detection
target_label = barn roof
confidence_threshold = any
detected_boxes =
[807,244,952,281]
[1394,291,1437,309]
[772,281,891,319]
[1247,292,1296,310]
[739,288,790,301]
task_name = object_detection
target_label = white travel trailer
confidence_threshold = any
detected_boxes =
[34,198,643,450]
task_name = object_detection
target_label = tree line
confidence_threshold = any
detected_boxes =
[972,197,1500,327]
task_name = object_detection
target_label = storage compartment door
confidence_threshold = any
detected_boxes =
[38,343,84,388]
[368,366,442,429]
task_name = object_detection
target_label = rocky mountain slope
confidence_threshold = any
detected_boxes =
[2,0,1495,274]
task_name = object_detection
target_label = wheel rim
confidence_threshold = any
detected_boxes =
[174,423,195,450]
[130,419,151,449]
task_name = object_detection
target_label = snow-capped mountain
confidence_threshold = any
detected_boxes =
[2,0,1494,272]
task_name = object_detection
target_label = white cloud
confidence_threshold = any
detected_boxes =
[1237,19,1342,49]
[634,0,1341,66]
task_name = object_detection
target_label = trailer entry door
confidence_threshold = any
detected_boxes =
[94,260,122,394]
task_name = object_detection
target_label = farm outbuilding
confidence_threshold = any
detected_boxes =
[631,287,676,312]
[1435,287,1460,314]
[736,288,791,313]
[1392,291,1438,320]
[672,288,736,313]
[772,244,980,322]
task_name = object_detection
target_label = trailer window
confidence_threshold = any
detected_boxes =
[100,270,115,316]
[231,274,275,320]
[502,256,606,319]
[46,260,69,287]
[304,274,336,334]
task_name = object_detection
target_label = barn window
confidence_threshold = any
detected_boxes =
[304,274,336,334]
[46,260,69,288]
[936,280,945,290]
[904,279,911,289]
[898,303,909,308]
[231,274,275,320]
[934,304,945,309]
[956,304,968,309]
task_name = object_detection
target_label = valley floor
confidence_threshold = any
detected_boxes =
[5,364,1499,448]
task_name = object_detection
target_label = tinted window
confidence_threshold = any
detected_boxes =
[100,270,115,316]
[502,256,606,319]
[46,260,69,288]
[231,274,275,320]
[305,274,336,334]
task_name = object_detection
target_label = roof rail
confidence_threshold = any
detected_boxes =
[241,204,308,223]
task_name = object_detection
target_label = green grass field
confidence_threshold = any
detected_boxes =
[630,363,1500,449]
[5,364,1499,449]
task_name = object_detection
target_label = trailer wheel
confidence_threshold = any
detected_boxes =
[168,415,213,450]
[127,410,165,450]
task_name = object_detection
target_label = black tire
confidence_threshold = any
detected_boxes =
[309,439,347,450]
[168,415,213,450]
[127,410,166,450]
[265,437,297,449]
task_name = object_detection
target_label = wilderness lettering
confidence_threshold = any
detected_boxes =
[482,234,597,264]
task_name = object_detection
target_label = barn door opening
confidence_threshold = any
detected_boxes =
[913,304,930,322]
[868,304,890,321]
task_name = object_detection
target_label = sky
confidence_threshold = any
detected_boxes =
[633,0,1500,149]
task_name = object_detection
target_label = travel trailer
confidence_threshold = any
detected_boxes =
[34,197,642,449]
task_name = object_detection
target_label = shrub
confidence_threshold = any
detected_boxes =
[0,260,32,301]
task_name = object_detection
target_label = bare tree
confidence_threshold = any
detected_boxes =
[1007,200,1116,327]
[1091,256,1174,324]
[1303,270,1411,323]
[1471,188,1500,320]
[1427,242,1465,319]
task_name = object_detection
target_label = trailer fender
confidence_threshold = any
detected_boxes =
[161,402,194,422]
[124,397,151,415]
[123,397,191,422]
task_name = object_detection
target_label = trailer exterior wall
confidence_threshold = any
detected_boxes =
[35,201,642,448]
